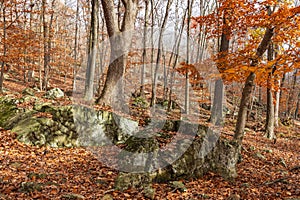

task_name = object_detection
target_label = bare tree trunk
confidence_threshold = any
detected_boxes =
[97,15,106,96]
[274,79,280,127]
[85,0,99,101]
[42,0,55,91]
[42,0,48,91]
[140,0,148,96]
[295,91,300,119]
[211,8,230,125]
[184,0,194,114]
[265,86,275,139]
[265,43,275,139]
[96,0,139,105]
[167,7,187,111]
[286,69,298,118]
[73,0,80,91]
[23,1,28,83]
[273,43,280,127]
[0,6,6,93]
[39,8,43,91]
[150,0,173,107]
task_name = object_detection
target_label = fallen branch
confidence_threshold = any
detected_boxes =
[290,166,300,171]
[264,177,289,185]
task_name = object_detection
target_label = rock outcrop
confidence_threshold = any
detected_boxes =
[0,95,240,190]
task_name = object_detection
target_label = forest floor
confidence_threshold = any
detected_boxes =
[0,71,299,199]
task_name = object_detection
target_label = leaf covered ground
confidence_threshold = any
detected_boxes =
[1,73,300,199]
[0,125,299,199]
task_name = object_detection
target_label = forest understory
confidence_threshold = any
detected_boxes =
[0,70,299,200]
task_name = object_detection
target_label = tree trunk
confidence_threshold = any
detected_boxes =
[167,7,187,111]
[210,10,230,125]
[96,0,139,105]
[183,0,194,115]
[42,0,55,91]
[286,69,298,118]
[150,0,173,107]
[0,6,6,93]
[234,26,274,144]
[274,79,280,127]
[211,9,230,125]
[42,0,48,91]
[85,0,99,101]
[295,92,300,119]
[73,0,80,91]
[265,43,275,139]
[140,0,148,96]
[265,87,275,139]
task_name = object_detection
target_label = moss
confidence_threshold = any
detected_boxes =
[132,96,149,108]
[13,117,41,145]
[19,182,42,193]
[0,98,18,129]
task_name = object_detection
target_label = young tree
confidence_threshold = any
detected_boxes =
[265,42,275,139]
[42,0,56,91]
[150,0,173,107]
[0,3,7,93]
[140,0,148,96]
[84,0,99,101]
[210,7,230,125]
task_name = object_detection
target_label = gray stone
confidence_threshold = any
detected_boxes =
[44,88,64,99]
[22,88,35,96]
[170,181,187,192]
[61,193,85,199]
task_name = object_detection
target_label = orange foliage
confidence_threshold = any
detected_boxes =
[192,0,300,86]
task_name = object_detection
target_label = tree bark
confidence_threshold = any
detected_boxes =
[265,43,275,139]
[274,79,280,127]
[84,0,99,101]
[167,7,187,111]
[42,0,55,91]
[211,9,230,125]
[0,6,6,93]
[140,0,148,96]
[183,0,194,114]
[73,0,80,91]
[150,0,173,107]
[286,70,298,118]
[265,86,275,139]
[96,0,139,105]
[295,92,300,119]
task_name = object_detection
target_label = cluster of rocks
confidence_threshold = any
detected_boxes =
[0,95,78,147]
[115,128,240,192]
[0,89,241,195]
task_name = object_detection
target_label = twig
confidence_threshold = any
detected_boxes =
[264,177,289,185]
[103,189,115,194]
[290,166,300,171]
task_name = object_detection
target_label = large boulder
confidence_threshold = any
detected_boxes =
[114,126,240,191]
